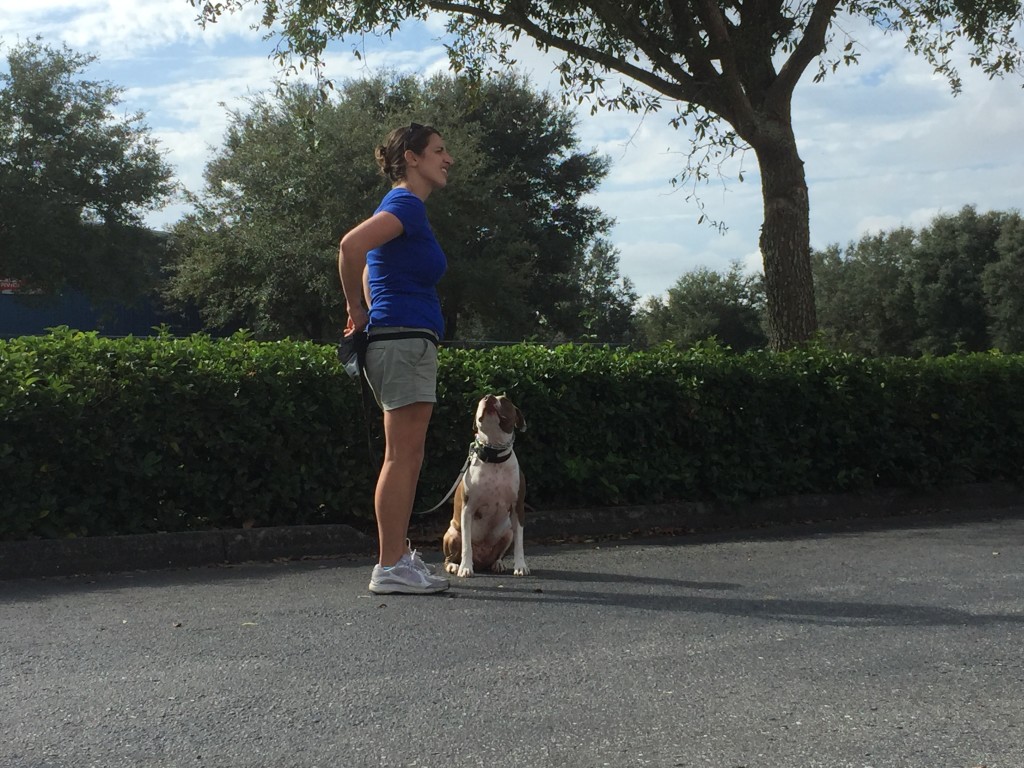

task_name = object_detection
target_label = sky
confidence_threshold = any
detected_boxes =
[1,1,1022,300]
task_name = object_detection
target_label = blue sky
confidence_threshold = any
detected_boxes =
[2,1,1022,299]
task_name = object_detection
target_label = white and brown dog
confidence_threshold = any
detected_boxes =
[443,394,529,578]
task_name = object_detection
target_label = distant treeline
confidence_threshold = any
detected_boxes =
[637,206,1024,357]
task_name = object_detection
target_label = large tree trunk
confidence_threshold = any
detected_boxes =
[752,118,817,350]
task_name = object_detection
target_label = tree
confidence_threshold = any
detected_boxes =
[812,206,1024,356]
[0,39,174,303]
[636,260,766,351]
[909,205,1008,354]
[812,228,919,356]
[165,71,634,341]
[190,0,1023,350]
[556,238,639,342]
[165,82,383,340]
[982,213,1024,352]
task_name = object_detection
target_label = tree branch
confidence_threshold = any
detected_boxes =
[773,0,841,99]
[691,0,755,131]
[427,0,698,103]
[664,0,720,83]
[586,0,690,84]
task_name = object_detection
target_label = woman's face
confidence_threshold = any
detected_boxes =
[409,133,453,190]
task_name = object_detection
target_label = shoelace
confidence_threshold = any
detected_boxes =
[405,540,437,576]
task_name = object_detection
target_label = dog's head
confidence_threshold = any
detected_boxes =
[474,394,526,443]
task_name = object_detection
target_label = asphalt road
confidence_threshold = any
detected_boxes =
[2,514,1021,768]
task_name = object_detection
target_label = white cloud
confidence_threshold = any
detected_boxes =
[1,0,266,58]
[353,42,451,77]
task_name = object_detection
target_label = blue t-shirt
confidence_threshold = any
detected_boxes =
[366,187,447,337]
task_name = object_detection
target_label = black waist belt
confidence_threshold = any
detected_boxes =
[367,330,438,347]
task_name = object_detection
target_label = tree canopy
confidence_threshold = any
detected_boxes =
[0,39,174,303]
[637,260,766,351]
[812,228,920,356]
[191,0,1024,349]
[982,215,1024,352]
[813,206,1024,355]
[164,71,636,341]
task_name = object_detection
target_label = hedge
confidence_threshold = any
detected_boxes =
[2,328,1023,540]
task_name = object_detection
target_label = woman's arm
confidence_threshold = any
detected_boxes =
[338,210,403,333]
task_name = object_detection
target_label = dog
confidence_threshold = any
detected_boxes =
[442,394,529,578]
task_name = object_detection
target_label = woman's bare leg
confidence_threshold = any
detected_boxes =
[375,401,433,566]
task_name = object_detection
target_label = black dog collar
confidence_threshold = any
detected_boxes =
[469,437,514,464]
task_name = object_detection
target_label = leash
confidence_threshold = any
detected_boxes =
[337,330,378,470]
[411,434,516,517]
[412,454,469,517]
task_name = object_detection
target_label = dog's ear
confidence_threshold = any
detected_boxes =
[515,406,526,432]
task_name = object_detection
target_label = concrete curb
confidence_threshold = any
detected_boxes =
[504,481,1024,545]
[518,481,1024,540]
[0,524,374,580]
[2,482,1022,580]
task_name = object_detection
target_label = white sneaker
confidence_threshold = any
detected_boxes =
[368,554,449,594]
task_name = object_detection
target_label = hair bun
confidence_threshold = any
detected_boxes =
[374,144,390,176]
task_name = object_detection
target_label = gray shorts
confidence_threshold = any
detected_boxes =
[364,327,438,411]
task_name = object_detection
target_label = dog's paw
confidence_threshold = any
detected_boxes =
[513,562,530,577]
[490,559,508,574]
[457,565,474,578]
[444,561,460,575]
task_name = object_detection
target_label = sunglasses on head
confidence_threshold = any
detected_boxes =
[404,122,426,148]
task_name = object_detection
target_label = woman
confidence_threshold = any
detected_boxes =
[338,122,453,594]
